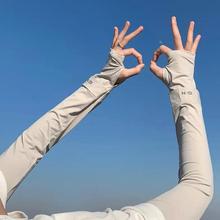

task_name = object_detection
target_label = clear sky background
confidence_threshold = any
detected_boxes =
[0,0,219,219]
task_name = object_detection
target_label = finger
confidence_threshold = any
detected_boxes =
[120,25,144,47]
[123,48,143,64]
[191,34,201,53]
[123,63,145,77]
[153,45,172,61]
[185,21,195,50]
[117,21,131,42]
[112,26,119,48]
[149,60,163,79]
[171,16,183,49]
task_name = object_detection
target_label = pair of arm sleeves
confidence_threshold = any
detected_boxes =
[0,49,214,220]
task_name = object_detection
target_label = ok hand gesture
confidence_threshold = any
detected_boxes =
[112,21,145,85]
[149,16,201,88]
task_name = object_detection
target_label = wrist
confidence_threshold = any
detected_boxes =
[102,48,125,86]
[82,49,125,97]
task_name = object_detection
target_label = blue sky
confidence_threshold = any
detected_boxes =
[0,0,219,219]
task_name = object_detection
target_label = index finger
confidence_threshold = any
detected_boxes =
[120,25,144,47]
[171,16,183,49]
[112,26,119,48]
[153,45,172,61]
[123,48,143,64]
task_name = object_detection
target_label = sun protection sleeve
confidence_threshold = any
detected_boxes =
[146,50,214,220]
[0,48,125,204]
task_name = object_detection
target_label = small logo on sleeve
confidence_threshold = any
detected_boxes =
[181,91,192,95]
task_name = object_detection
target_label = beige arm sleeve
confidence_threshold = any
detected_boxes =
[0,49,125,205]
[146,50,214,220]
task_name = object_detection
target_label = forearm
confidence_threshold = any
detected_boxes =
[163,50,213,196]
[10,49,124,157]
[43,48,124,148]
[0,49,125,202]
[147,83,214,220]
[169,85,214,197]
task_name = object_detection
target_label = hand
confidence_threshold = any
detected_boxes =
[111,21,145,85]
[150,16,201,89]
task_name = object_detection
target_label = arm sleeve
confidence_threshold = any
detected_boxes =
[45,48,125,147]
[0,48,125,204]
[171,86,214,194]
[145,50,214,220]
[166,50,214,197]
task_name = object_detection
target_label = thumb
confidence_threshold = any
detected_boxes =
[115,64,145,85]
[149,60,164,80]
[123,63,145,78]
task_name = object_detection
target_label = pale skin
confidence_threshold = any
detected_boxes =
[112,21,145,85]
[0,17,201,216]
